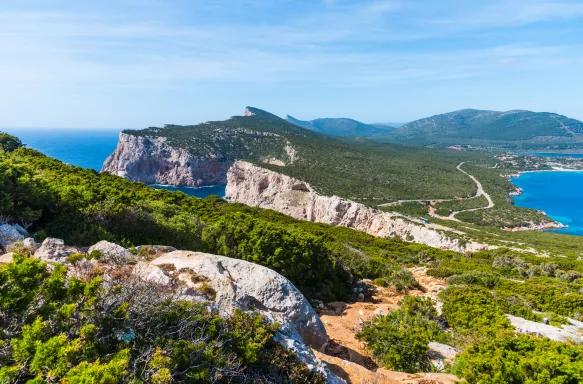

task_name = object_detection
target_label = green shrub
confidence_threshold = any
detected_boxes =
[440,287,512,343]
[452,334,583,383]
[0,255,325,383]
[447,271,499,289]
[357,296,443,373]
[371,267,420,292]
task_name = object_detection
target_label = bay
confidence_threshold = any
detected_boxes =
[511,171,583,236]
[2,128,226,198]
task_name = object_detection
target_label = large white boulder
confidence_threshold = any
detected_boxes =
[34,238,80,262]
[88,240,137,264]
[150,250,329,349]
[0,224,25,248]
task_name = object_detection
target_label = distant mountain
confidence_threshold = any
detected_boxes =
[388,109,583,148]
[372,122,406,129]
[286,115,395,137]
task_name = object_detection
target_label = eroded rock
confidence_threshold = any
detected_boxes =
[34,238,80,262]
[88,240,137,264]
[225,161,487,252]
[150,250,329,349]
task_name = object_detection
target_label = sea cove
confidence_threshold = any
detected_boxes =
[511,171,583,236]
[4,128,226,198]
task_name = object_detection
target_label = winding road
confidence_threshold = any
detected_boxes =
[379,162,495,220]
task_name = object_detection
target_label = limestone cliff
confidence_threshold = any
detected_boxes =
[226,161,486,252]
[102,132,232,187]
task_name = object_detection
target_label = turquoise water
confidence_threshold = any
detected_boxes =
[2,128,226,199]
[512,152,583,159]
[511,171,583,236]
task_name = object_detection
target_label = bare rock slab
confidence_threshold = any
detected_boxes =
[151,250,329,349]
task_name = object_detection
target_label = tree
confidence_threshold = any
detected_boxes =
[0,132,23,153]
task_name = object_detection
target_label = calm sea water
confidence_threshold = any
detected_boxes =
[512,152,583,159]
[511,171,583,236]
[2,128,226,199]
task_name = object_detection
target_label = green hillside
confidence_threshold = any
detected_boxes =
[386,109,583,148]
[286,114,394,137]
[2,134,583,384]
[124,107,558,228]
[127,107,480,203]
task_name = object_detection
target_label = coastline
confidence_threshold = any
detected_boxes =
[506,170,583,235]
[150,183,227,189]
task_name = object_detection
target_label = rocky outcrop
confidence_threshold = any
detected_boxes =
[0,224,25,248]
[507,314,583,342]
[34,238,81,262]
[226,161,486,252]
[150,250,329,350]
[102,132,232,187]
[88,240,137,264]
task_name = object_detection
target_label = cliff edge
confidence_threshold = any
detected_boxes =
[102,132,232,187]
[226,161,486,253]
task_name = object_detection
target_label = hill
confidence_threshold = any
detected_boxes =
[286,114,395,137]
[387,109,583,148]
[2,132,583,384]
[105,107,480,203]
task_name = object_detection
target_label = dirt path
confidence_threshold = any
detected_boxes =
[317,268,455,383]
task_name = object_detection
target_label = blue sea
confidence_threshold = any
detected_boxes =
[511,171,583,236]
[512,152,583,159]
[2,128,226,199]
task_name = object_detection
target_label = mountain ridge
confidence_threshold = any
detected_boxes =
[286,114,396,137]
[387,108,583,148]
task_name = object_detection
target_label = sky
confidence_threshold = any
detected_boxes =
[1,0,583,128]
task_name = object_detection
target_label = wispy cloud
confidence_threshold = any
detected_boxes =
[0,0,583,126]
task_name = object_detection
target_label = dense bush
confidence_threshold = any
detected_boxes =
[357,296,443,373]
[0,149,350,302]
[440,287,512,343]
[0,255,324,383]
[452,334,583,384]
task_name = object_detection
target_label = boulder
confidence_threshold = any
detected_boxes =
[13,224,29,237]
[0,224,24,248]
[88,240,137,264]
[150,250,329,350]
[0,253,14,264]
[23,238,39,252]
[34,238,80,262]
[275,326,345,384]
[133,261,171,286]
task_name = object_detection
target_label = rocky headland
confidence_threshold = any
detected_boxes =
[101,132,233,187]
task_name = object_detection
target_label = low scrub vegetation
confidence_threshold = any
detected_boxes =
[0,255,324,383]
[357,297,444,373]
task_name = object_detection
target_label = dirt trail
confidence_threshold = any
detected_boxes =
[379,162,495,221]
[317,268,454,384]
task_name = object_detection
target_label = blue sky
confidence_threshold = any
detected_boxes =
[1,0,583,128]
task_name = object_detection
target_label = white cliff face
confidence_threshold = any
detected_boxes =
[226,161,487,253]
[102,133,232,187]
